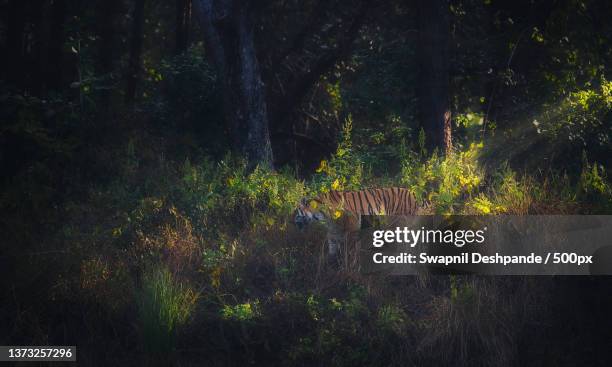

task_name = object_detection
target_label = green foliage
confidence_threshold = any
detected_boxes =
[577,155,612,210]
[325,81,343,117]
[311,115,364,193]
[454,111,485,145]
[539,77,612,153]
[486,166,534,214]
[579,162,608,196]
[400,142,484,213]
[178,155,306,233]
[221,300,261,321]
[376,304,408,336]
[458,165,533,215]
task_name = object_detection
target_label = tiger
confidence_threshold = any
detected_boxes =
[295,188,431,259]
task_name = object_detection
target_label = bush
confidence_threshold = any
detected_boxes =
[311,116,364,193]
[400,142,484,213]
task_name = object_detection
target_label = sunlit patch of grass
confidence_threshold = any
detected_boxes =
[137,268,198,357]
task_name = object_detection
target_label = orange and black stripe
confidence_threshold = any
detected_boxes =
[316,188,420,216]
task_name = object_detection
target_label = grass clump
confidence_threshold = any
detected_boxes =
[138,268,198,357]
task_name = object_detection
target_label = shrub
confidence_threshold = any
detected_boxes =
[221,300,261,321]
[400,142,484,213]
[311,115,364,194]
[577,155,612,211]
[376,304,408,336]
[539,76,612,160]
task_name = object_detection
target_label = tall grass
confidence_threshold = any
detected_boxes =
[137,268,198,358]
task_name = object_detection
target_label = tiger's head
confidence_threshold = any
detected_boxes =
[294,198,326,230]
[418,198,434,215]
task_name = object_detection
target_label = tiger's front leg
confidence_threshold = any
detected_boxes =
[326,223,343,259]
[326,213,361,260]
[327,236,341,257]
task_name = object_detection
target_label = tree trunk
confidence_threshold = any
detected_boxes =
[46,0,67,91]
[199,0,274,169]
[175,0,192,54]
[95,0,121,117]
[417,0,452,155]
[30,0,46,95]
[4,1,27,90]
[126,0,146,106]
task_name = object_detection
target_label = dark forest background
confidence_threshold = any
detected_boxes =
[1,0,611,366]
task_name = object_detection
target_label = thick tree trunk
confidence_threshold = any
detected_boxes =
[236,9,274,169]
[126,0,146,106]
[417,0,452,155]
[199,0,274,169]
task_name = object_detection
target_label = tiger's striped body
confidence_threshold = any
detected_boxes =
[295,188,430,258]
[314,187,421,216]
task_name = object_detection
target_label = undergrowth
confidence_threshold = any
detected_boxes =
[1,120,610,366]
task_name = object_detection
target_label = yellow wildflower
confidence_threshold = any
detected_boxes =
[316,160,328,173]
[331,178,341,190]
